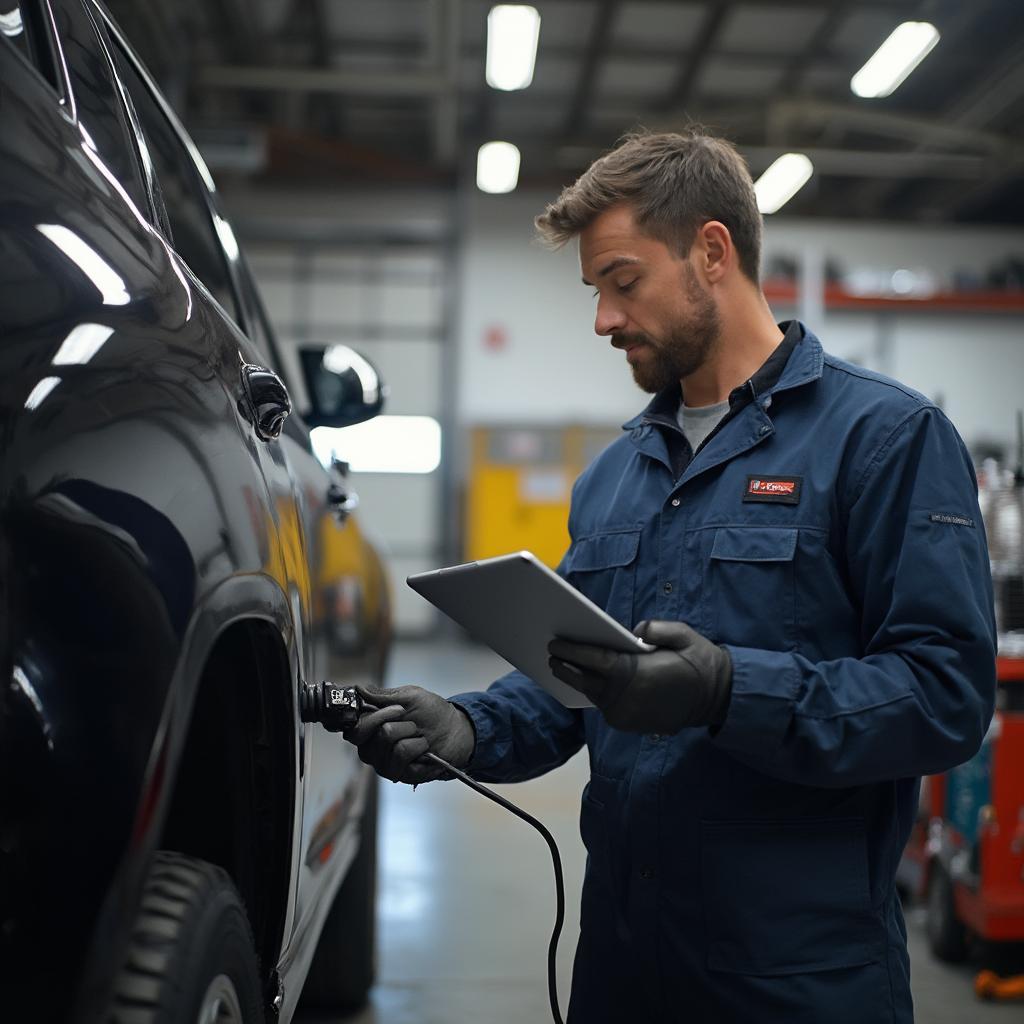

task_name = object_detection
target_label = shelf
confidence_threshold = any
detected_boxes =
[763,280,1024,313]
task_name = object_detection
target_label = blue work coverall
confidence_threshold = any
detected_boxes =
[451,325,996,1023]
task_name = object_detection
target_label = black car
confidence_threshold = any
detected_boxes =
[1,2,392,1020]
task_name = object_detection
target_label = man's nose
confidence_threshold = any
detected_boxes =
[594,296,626,337]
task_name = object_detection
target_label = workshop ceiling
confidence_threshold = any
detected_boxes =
[106,0,1024,223]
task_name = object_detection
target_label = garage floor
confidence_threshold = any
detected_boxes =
[297,639,1024,1024]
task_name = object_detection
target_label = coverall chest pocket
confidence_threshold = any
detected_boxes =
[706,526,797,649]
[564,528,641,629]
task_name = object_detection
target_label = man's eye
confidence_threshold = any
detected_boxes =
[619,279,637,294]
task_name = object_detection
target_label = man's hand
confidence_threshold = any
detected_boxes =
[345,685,476,784]
[547,620,732,734]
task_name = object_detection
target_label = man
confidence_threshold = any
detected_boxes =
[348,129,996,1023]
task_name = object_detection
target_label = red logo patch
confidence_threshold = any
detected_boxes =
[743,474,803,505]
[748,478,796,496]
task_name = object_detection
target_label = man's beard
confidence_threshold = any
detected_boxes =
[614,265,720,394]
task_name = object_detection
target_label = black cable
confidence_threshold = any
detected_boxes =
[421,751,566,1024]
[299,683,567,1024]
[359,700,566,1024]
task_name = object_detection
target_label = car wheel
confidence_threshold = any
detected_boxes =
[300,774,379,1011]
[108,852,263,1023]
[926,864,968,963]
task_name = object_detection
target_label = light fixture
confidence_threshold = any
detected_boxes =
[486,5,541,91]
[851,22,940,99]
[25,376,61,411]
[311,416,442,475]
[753,153,814,214]
[52,323,114,365]
[36,224,130,305]
[476,141,521,194]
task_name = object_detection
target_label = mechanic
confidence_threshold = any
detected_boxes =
[347,128,997,1023]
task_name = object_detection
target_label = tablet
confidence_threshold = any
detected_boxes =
[407,550,654,708]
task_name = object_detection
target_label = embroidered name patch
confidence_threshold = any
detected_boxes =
[930,512,974,527]
[743,475,802,505]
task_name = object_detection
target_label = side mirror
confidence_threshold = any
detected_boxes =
[299,345,387,429]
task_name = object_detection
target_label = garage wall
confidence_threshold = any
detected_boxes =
[457,190,1024,453]
[229,188,456,634]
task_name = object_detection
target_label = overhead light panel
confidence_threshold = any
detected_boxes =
[476,141,521,194]
[851,22,940,99]
[753,153,814,214]
[486,5,541,91]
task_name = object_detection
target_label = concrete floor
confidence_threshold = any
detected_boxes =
[297,639,1024,1024]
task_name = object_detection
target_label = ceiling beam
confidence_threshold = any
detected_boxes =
[210,0,263,64]
[745,146,995,178]
[429,0,460,165]
[561,0,617,138]
[659,1,731,114]
[776,0,852,98]
[271,37,893,69]
[765,99,1024,157]
[197,65,450,95]
[855,27,1024,216]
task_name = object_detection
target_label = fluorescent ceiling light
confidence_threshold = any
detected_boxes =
[52,323,114,365]
[25,376,61,411]
[36,224,130,305]
[753,153,814,215]
[486,5,541,91]
[477,141,521,194]
[851,22,940,99]
[311,416,442,475]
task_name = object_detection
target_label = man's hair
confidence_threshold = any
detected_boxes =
[535,127,763,283]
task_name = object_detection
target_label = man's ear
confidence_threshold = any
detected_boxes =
[695,221,733,284]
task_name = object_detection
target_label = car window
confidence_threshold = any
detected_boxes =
[54,0,150,215]
[0,2,62,92]
[108,39,242,323]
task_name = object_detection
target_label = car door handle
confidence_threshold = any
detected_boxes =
[327,481,359,520]
[241,363,291,441]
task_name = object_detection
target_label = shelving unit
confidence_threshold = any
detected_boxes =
[763,279,1024,314]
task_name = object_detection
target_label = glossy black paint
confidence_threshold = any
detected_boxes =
[0,2,391,1019]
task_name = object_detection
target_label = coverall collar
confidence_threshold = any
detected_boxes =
[621,320,821,434]
[621,322,825,482]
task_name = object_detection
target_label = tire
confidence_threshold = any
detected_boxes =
[300,774,379,1011]
[926,864,969,963]
[107,852,263,1023]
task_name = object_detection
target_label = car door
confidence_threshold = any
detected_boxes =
[1,0,289,1016]
[94,6,381,965]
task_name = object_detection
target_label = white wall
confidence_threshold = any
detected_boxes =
[457,189,1024,453]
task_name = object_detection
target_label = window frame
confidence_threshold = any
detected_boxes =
[86,0,252,333]
[1,0,73,111]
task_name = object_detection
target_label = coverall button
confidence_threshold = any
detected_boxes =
[662,582,673,594]
[650,733,662,742]
[759,424,771,436]
[670,498,681,507]
[640,867,655,880]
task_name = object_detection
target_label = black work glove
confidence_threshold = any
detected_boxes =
[547,620,733,734]
[344,684,476,784]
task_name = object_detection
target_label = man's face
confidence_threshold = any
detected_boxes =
[579,203,720,394]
